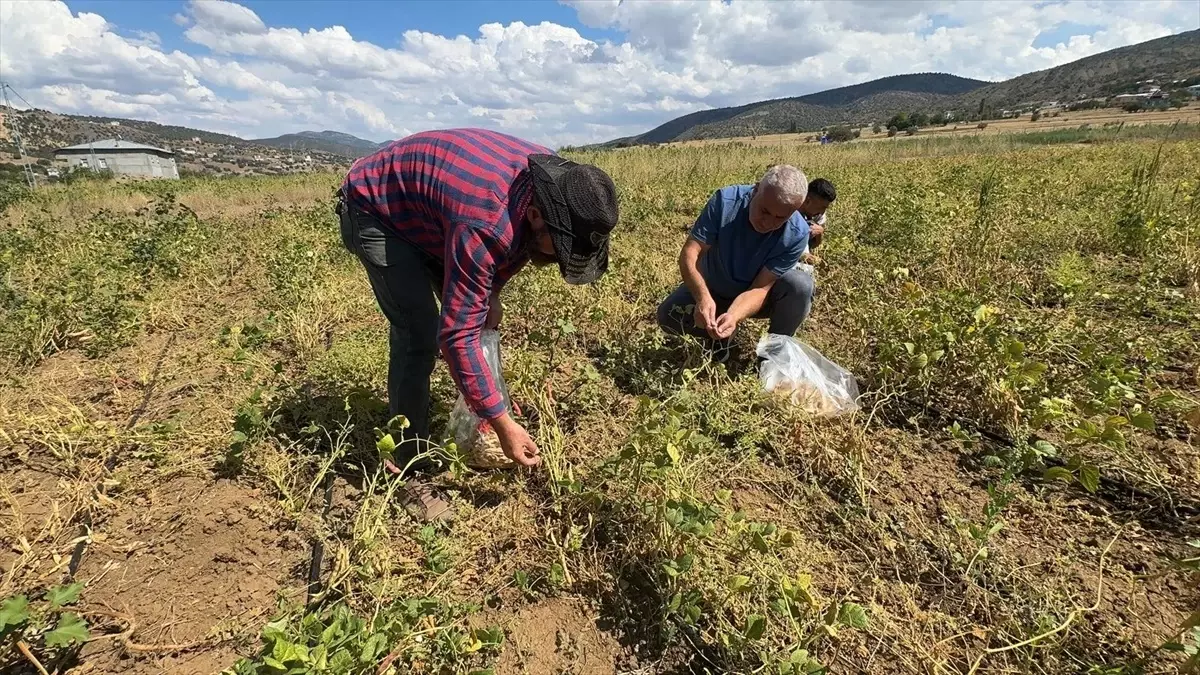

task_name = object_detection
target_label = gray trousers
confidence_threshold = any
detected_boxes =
[656,267,814,339]
[338,200,442,466]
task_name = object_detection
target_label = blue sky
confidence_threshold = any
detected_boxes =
[67,0,626,53]
[2,1,1196,146]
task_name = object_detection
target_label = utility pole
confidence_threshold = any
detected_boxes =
[1,81,38,189]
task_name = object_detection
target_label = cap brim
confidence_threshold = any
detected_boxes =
[548,226,608,285]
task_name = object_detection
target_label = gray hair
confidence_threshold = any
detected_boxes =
[759,164,808,206]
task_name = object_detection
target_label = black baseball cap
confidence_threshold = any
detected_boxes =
[527,154,619,285]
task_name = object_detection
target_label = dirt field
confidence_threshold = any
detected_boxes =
[1,133,1198,674]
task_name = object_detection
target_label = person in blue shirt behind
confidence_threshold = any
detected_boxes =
[656,164,814,360]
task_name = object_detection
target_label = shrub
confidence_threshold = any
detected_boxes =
[825,125,855,143]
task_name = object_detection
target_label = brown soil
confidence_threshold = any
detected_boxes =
[483,598,628,675]
[72,476,305,674]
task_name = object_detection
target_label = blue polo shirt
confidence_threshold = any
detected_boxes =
[689,185,809,299]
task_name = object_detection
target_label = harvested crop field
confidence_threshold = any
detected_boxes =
[2,130,1198,674]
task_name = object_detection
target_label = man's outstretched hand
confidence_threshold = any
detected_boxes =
[492,413,541,467]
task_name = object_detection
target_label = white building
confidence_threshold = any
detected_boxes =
[54,139,179,179]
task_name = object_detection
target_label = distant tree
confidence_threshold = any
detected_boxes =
[1123,101,1144,113]
[909,111,930,127]
[905,128,918,136]
[788,121,799,134]
[1030,110,1041,122]
[872,124,882,134]
[1169,91,1189,109]
[826,125,855,142]
[886,112,909,130]
[853,129,862,139]
[887,126,898,137]
[977,122,988,130]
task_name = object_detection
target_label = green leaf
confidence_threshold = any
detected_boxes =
[1033,440,1058,456]
[727,575,752,593]
[0,596,30,635]
[665,442,680,465]
[903,342,916,356]
[376,434,396,456]
[1006,340,1025,358]
[45,612,89,648]
[1078,463,1100,494]
[1020,361,1048,380]
[1043,467,1074,484]
[751,531,770,553]
[744,614,766,640]
[837,602,869,629]
[1130,411,1155,430]
[930,349,945,363]
[359,633,387,662]
[46,582,85,609]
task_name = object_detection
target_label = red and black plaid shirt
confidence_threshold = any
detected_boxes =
[343,128,553,420]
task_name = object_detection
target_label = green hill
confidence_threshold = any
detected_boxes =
[603,29,1200,146]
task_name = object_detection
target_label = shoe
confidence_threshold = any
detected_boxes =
[400,480,454,523]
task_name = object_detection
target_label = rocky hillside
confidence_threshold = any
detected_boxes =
[603,29,1200,146]
[0,106,354,177]
[251,130,385,158]
[957,29,1200,113]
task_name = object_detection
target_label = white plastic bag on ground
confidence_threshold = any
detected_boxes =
[756,333,860,417]
[447,329,518,469]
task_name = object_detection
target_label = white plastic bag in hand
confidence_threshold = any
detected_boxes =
[756,333,860,417]
[446,329,518,468]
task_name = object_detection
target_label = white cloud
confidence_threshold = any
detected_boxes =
[0,0,1196,147]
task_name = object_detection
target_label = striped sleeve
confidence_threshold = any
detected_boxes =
[440,219,507,420]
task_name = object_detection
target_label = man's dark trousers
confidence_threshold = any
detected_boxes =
[338,198,442,470]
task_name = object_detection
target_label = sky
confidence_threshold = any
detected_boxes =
[1,0,1197,148]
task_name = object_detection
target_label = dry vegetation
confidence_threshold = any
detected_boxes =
[1,131,1198,675]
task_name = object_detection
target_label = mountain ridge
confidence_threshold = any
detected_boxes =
[252,130,385,157]
[599,29,1200,146]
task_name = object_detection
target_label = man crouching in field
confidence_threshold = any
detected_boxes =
[799,178,836,265]
[656,164,812,361]
[337,128,619,521]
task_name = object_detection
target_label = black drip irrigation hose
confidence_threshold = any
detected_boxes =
[305,471,337,610]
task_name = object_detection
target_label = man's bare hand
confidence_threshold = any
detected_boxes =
[693,296,719,338]
[714,312,738,339]
[485,295,503,329]
[802,252,822,266]
[493,415,541,467]
[808,221,825,238]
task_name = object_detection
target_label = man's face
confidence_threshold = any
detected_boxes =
[748,184,800,234]
[527,206,558,268]
[799,196,831,221]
